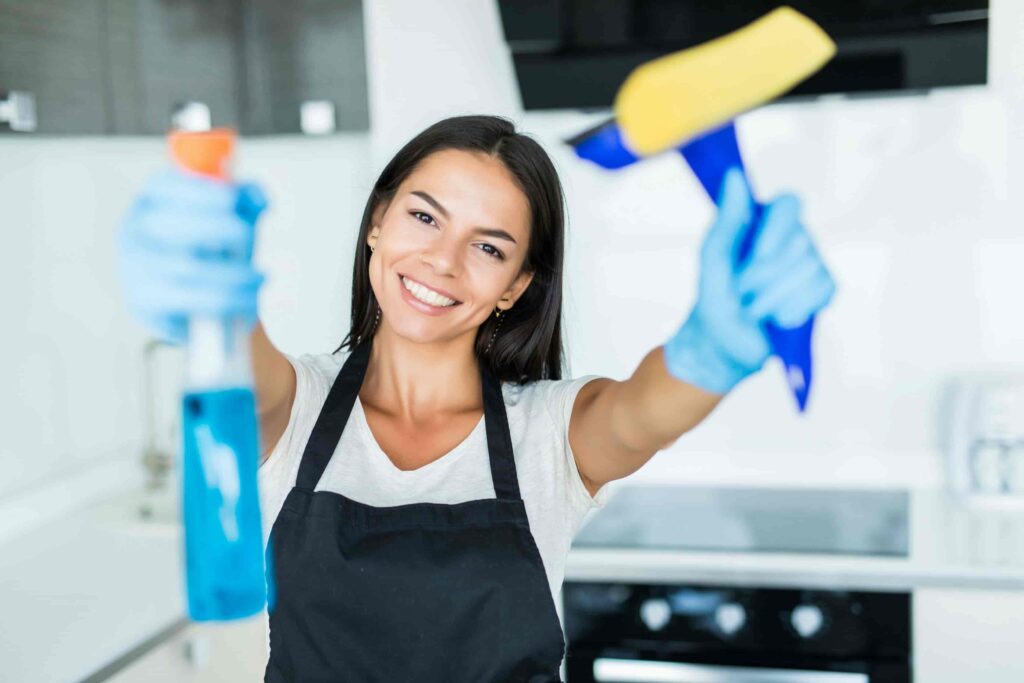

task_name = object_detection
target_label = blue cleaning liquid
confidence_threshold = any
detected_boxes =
[182,386,272,620]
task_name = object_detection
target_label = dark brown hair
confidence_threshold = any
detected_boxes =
[333,115,567,383]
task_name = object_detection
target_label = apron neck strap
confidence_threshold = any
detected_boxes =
[480,361,521,501]
[295,340,370,491]
[295,338,522,501]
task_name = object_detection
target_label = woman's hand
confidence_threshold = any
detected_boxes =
[663,167,836,394]
[117,169,268,344]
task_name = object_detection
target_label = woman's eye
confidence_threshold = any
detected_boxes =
[411,211,436,226]
[479,244,505,261]
[410,210,504,261]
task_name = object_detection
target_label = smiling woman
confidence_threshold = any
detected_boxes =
[364,149,538,360]
[250,115,610,683]
[117,110,834,682]
[342,116,569,385]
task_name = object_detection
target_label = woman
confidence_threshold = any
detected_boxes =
[118,115,834,682]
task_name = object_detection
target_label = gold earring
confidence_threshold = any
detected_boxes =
[485,300,509,356]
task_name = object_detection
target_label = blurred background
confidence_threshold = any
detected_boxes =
[2,0,1023,681]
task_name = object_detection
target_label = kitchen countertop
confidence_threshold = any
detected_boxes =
[565,486,1024,592]
[7,481,1024,682]
[0,483,186,683]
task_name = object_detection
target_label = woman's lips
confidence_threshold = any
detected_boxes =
[397,272,463,316]
[398,273,462,302]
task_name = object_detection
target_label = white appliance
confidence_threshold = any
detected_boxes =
[943,374,1024,502]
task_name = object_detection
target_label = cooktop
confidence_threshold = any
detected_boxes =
[572,485,910,557]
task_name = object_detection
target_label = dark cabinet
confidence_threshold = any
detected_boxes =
[241,0,368,135]
[104,0,243,135]
[0,0,107,134]
[0,0,368,136]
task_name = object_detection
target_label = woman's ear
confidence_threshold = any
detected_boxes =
[371,200,389,228]
[504,271,534,308]
[367,201,389,251]
[366,205,385,250]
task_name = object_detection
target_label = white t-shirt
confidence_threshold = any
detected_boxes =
[256,347,610,659]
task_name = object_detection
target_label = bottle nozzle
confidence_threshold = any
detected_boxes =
[169,128,236,180]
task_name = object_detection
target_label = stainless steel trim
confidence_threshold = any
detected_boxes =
[171,100,212,132]
[141,339,174,493]
[77,618,190,682]
[928,9,988,25]
[593,658,870,683]
[0,90,37,132]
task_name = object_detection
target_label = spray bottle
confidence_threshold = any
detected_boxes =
[169,129,272,621]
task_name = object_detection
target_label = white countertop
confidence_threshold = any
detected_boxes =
[7,481,1024,682]
[0,484,186,683]
[565,487,1024,591]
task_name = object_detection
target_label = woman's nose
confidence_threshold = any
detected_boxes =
[420,236,462,274]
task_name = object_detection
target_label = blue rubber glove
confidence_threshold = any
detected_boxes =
[117,169,268,345]
[664,167,836,394]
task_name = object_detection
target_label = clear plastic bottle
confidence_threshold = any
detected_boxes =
[170,129,270,621]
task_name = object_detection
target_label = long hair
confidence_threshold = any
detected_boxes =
[333,115,567,384]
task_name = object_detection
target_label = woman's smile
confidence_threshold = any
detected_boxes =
[397,272,464,316]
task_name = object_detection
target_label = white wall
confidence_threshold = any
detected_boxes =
[1,138,162,506]
[362,0,521,167]
[530,90,1020,490]
[362,0,1024,490]
[0,134,369,538]
[3,0,1023,535]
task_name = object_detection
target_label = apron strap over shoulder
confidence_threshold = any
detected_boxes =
[481,364,521,501]
[296,341,371,490]
[294,337,522,502]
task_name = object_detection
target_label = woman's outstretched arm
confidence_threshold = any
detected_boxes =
[568,349,723,497]
[569,170,836,495]
[251,321,296,464]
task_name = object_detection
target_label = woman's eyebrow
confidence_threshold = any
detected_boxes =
[410,190,518,244]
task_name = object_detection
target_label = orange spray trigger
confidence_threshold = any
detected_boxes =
[168,128,236,180]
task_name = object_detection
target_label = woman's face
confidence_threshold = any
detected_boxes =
[366,149,534,345]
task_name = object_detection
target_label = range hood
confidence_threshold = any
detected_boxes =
[497,0,989,110]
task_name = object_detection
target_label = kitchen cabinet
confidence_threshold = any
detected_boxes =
[239,0,369,135]
[0,0,368,136]
[103,0,243,135]
[0,0,107,134]
[914,588,1024,683]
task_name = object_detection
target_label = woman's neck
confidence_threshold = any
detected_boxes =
[359,324,483,423]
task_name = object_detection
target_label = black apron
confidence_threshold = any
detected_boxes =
[264,339,566,682]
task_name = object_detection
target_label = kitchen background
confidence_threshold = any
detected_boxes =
[1,0,1022,681]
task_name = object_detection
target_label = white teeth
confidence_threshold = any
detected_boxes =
[401,276,457,307]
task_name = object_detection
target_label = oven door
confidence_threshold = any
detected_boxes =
[591,658,870,683]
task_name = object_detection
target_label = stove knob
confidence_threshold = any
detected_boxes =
[791,604,825,639]
[639,598,672,631]
[714,602,747,636]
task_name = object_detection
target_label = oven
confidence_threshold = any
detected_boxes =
[563,582,911,682]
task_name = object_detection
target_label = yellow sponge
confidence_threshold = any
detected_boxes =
[614,6,836,156]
